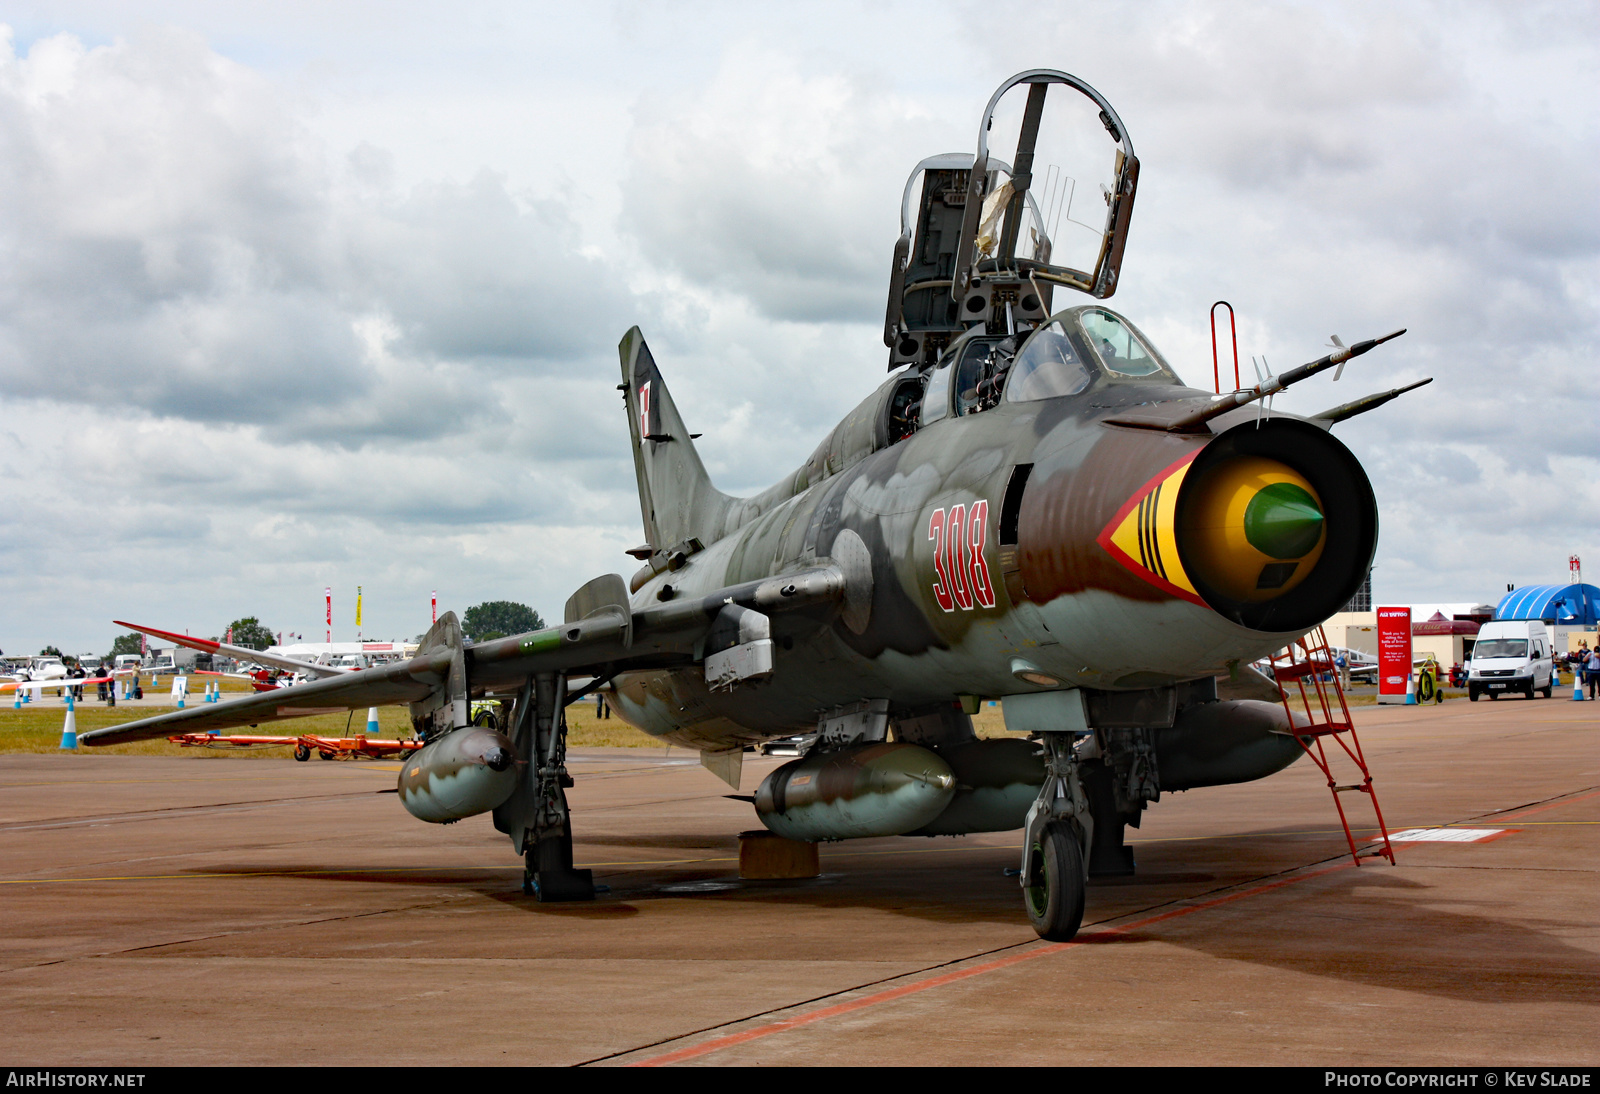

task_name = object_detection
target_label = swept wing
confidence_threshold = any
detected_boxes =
[81,564,850,746]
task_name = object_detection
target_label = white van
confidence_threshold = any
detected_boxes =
[1468,620,1554,700]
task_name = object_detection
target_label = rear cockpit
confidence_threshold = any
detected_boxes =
[879,70,1185,432]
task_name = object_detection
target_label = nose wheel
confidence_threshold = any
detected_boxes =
[1019,732,1095,941]
[1023,819,1085,942]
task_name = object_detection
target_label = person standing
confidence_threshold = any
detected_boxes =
[1587,646,1600,700]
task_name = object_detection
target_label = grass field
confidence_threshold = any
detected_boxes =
[2,671,1500,759]
[0,681,663,758]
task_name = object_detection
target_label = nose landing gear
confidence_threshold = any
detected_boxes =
[1018,732,1093,941]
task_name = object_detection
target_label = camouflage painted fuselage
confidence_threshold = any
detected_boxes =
[611,349,1374,751]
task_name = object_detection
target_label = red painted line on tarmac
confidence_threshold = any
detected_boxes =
[632,863,1349,1066]
[1491,788,1600,823]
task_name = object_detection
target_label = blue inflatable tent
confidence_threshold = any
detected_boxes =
[1494,584,1600,626]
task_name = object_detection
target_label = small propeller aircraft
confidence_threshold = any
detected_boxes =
[8,655,70,683]
[83,69,1425,941]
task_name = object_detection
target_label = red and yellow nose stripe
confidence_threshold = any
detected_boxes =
[1099,452,1327,607]
[1097,451,1207,606]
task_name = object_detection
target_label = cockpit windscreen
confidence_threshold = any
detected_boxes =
[1079,309,1166,377]
[1004,322,1090,402]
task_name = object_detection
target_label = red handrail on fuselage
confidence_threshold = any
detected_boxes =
[1210,300,1239,393]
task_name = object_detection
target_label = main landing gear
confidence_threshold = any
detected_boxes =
[493,672,594,902]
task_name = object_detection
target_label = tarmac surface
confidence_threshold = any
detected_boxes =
[1,696,1594,1067]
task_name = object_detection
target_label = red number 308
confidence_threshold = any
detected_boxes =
[928,500,996,613]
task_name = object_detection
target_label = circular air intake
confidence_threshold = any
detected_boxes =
[1175,419,1376,632]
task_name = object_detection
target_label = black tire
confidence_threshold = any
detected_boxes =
[1469,687,1479,702]
[318,750,335,760]
[293,744,310,762]
[1023,820,1086,942]
[1542,683,1553,699]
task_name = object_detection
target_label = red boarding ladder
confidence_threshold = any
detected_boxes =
[1269,625,1395,865]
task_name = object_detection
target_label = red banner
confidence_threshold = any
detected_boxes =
[1377,606,1412,702]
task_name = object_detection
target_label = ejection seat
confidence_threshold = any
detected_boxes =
[883,70,1142,377]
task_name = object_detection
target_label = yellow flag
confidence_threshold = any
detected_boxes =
[355,586,363,629]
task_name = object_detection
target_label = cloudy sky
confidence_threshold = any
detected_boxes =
[0,0,1594,656]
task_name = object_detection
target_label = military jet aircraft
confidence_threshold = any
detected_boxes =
[83,69,1425,941]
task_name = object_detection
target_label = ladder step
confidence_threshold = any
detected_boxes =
[1271,660,1335,682]
[1331,783,1367,792]
[1296,725,1352,738]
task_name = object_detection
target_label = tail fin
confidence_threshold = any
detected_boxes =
[619,328,736,551]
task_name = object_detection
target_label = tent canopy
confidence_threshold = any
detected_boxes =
[1494,584,1600,626]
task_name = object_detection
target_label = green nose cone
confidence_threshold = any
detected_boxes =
[1244,482,1324,559]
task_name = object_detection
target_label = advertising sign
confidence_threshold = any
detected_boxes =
[1377,606,1412,704]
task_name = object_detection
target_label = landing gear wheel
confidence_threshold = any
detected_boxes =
[1023,820,1085,942]
[293,744,310,762]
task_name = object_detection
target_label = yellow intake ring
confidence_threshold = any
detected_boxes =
[1177,456,1326,603]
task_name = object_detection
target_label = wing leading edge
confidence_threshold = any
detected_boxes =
[80,564,851,747]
